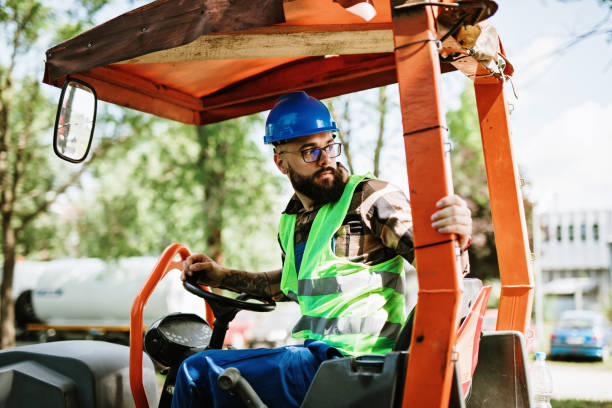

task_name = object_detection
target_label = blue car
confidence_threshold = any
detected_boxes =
[550,310,611,361]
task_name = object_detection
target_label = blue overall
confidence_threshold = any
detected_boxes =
[171,340,342,408]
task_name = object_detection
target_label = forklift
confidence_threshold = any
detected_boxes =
[0,1,534,407]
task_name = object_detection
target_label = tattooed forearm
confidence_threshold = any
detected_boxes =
[220,270,268,297]
[219,268,290,301]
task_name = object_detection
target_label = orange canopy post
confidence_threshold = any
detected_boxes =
[391,3,462,407]
[474,81,534,334]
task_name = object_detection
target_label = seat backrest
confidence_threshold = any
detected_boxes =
[301,351,468,408]
[466,331,532,407]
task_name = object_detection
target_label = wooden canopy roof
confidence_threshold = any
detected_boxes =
[43,0,509,125]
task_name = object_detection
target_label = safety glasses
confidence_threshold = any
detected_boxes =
[279,142,342,163]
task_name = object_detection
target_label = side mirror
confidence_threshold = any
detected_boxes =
[53,78,97,163]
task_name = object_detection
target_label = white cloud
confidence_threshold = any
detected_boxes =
[518,101,612,211]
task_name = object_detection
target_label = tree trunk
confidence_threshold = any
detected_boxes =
[196,125,225,265]
[373,86,387,178]
[328,99,355,173]
[0,218,16,349]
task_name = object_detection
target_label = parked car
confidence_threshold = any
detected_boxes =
[550,310,611,361]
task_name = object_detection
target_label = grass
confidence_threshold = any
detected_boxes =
[553,400,612,407]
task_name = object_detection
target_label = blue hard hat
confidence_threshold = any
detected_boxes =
[264,91,338,144]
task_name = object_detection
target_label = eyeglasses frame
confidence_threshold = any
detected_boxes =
[277,142,342,163]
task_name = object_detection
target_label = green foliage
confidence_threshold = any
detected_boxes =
[447,86,489,207]
[73,190,144,259]
[64,110,284,271]
[3,77,63,258]
[52,0,115,43]
[53,22,89,43]
[0,1,51,51]
[447,83,535,280]
[552,400,612,408]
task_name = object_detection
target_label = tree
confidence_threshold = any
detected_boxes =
[446,84,499,280]
[556,0,611,54]
[446,83,534,281]
[65,115,285,272]
[0,0,57,349]
[0,0,133,348]
[328,83,527,281]
[327,86,391,177]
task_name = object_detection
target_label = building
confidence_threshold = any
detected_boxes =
[536,209,612,317]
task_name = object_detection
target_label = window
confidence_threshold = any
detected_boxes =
[580,224,587,241]
[569,225,574,242]
[593,223,599,241]
[542,225,550,242]
[556,225,562,242]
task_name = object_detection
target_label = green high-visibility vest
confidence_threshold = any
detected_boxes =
[279,174,406,356]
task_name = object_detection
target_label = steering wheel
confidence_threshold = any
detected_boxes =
[183,276,276,313]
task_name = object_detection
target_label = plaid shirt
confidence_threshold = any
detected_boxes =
[280,166,415,269]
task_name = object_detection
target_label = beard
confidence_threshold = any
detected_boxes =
[287,165,346,205]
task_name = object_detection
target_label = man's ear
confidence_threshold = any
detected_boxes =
[274,153,289,175]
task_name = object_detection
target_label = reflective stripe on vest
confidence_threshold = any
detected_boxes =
[279,174,406,356]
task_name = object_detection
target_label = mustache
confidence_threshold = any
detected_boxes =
[314,166,337,178]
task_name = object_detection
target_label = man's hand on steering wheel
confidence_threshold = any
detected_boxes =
[181,253,228,288]
[181,254,276,313]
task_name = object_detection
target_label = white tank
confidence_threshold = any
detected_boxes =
[16,257,205,327]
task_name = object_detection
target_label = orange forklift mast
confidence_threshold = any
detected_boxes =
[390,3,533,406]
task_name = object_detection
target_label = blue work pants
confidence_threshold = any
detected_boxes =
[171,340,342,408]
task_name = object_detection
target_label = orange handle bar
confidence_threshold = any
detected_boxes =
[129,243,215,408]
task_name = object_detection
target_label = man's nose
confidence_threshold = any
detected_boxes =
[316,148,332,166]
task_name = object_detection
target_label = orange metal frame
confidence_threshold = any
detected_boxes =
[391,3,533,407]
[58,2,533,407]
[129,243,215,408]
[392,6,462,407]
[120,16,533,408]
[474,82,534,333]
[455,285,492,396]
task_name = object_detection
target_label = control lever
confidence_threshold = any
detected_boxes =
[218,367,268,408]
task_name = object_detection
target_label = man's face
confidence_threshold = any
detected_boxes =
[274,132,346,204]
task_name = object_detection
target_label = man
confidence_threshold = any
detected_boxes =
[172,91,472,407]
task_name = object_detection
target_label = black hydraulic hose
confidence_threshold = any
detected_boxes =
[218,367,268,408]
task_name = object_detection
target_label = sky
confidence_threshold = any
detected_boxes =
[337,0,612,214]
[378,0,612,214]
[476,0,612,212]
[37,0,612,214]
